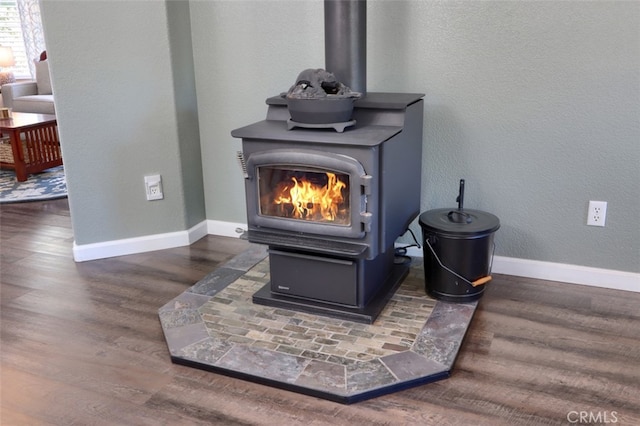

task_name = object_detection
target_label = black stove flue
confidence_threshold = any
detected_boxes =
[232,92,424,323]
[324,0,367,94]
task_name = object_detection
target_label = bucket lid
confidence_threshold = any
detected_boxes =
[419,208,500,236]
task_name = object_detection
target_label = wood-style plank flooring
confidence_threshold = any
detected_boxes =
[1,199,639,425]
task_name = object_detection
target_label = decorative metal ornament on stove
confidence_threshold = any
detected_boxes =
[285,68,361,131]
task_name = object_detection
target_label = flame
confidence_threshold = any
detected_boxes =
[273,172,348,222]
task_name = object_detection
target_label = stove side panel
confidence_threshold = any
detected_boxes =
[379,100,424,251]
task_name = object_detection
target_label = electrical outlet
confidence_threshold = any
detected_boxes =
[587,200,607,227]
[145,175,163,201]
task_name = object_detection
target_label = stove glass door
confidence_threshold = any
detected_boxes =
[258,166,350,226]
[246,149,371,239]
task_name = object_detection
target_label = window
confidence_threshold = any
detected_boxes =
[0,0,45,79]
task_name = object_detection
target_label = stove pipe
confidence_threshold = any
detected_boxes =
[324,0,366,94]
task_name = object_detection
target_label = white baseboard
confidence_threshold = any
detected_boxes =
[491,255,639,293]
[73,220,639,293]
[400,245,639,293]
[73,220,209,262]
[206,220,247,238]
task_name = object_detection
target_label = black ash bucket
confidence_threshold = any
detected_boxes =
[418,180,500,302]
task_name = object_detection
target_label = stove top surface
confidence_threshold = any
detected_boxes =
[231,119,402,146]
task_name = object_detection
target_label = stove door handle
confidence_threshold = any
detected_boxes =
[361,174,372,195]
[361,212,372,232]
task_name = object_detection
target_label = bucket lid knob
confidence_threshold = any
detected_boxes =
[447,210,472,224]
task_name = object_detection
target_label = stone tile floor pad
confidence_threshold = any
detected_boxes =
[159,245,477,403]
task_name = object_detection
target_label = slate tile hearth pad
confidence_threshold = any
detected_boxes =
[158,244,478,404]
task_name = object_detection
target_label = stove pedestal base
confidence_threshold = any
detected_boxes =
[252,260,409,324]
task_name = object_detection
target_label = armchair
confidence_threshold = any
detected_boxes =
[1,58,55,115]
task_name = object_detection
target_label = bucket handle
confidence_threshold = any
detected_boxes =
[424,239,496,287]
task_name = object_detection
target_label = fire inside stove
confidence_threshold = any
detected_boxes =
[258,166,350,225]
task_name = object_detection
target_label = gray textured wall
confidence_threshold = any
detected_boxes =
[372,1,640,273]
[41,0,204,245]
[41,1,639,273]
[166,0,206,228]
[190,1,325,225]
[191,1,639,273]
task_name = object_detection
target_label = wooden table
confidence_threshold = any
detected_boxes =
[0,112,62,182]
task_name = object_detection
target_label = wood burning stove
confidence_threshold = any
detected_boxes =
[232,92,424,323]
[230,0,424,323]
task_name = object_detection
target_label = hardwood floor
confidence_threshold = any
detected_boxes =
[1,199,639,425]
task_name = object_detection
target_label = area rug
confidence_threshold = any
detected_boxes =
[159,245,478,404]
[0,166,67,204]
